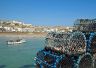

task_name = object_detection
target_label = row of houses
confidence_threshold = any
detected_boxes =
[0,26,73,32]
[0,20,73,32]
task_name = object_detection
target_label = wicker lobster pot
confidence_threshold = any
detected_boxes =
[45,31,86,55]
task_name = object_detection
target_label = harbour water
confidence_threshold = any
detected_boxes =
[0,36,45,68]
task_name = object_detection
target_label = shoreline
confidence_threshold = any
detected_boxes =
[0,32,48,37]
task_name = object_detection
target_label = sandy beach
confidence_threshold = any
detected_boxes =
[0,32,47,37]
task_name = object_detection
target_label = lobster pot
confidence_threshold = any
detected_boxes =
[45,31,86,55]
[78,53,93,68]
[68,32,86,54]
[90,33,96,53]
[45,32,70,48]
[73,19,96,32]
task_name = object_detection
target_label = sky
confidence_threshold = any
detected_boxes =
[0,0,96,26]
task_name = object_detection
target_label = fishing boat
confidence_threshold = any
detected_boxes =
[7,39,26,45]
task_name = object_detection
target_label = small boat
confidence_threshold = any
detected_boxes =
[7,39,26,45]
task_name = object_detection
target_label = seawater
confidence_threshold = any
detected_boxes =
[0,36,45,68]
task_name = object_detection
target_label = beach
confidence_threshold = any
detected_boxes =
[0,32,47,37]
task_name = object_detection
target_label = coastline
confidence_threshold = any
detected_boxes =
[0,32,47,37]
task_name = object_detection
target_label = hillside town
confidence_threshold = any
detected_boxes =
[0,20,73,33]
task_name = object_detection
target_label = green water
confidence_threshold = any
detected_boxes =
[0,36,45,68]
